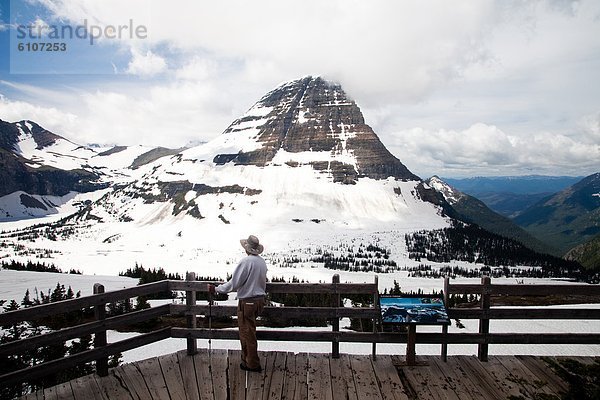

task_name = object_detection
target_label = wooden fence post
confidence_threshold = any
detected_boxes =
[441,276,449,362]
[372,275,379,360]
[478,276,491,361]
[93,283,108,377]
[186,272,197,356]
[332,274,340,359]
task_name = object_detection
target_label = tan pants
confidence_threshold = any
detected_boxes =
[237,297,265,369]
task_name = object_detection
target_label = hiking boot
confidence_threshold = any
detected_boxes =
[240,362,262,372]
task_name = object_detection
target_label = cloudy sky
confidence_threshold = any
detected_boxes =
[0,0,599,178]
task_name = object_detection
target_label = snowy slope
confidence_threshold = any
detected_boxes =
[427,176,465,205]
[5,120,175,183]
[12,121,97,171]
[0,78,454,275]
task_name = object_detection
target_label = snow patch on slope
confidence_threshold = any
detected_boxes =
[0,190,110,222]
[428,176,464,205]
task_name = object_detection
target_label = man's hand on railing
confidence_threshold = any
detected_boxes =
[208,284,216,294]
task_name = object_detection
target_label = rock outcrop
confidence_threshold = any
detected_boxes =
[214,76,419,183]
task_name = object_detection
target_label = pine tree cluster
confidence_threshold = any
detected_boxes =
[0,283,120,398]
[405,222,588,280]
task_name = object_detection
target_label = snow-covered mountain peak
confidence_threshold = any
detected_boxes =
[426,176,465,205]
[207,76,419,183]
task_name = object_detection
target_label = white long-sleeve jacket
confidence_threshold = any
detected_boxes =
[216,255,267,299]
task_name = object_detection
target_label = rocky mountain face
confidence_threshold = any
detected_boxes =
[0,119,180,220]
[0,119,102,197]
[32,76,454,240]
[426,176,551,255]
[215,76,419,184]
[515,173,600,256]
[565,234,600,269]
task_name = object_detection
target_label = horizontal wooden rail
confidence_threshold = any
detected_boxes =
[170,304,379,319]
[171,328,600,345]
[265,282,378,294]
[0,327,171,387]
[168,280,378,294]
[168,280,214,291]
[0,281,169,325]
[447,307,600,320]
[447,283,600,296]
[443,276,600,362]
[0,305,171,357]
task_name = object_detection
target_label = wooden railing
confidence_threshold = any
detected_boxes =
[1,274,599,388]
[441,276,600,361]
[0,274,379,387]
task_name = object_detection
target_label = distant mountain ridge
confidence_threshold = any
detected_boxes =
[443,175,583,195]
[443,175,582,218]
[0,119,180,220]
[565,234,600,269]
[426,176,551,255]
[0,119,102,198]
[515,173,600,256]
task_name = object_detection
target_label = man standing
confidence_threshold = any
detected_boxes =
[209,235,267,372]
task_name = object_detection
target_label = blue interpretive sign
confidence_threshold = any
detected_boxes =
[379,295,450,325]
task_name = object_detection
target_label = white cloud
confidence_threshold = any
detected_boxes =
[388,122,600,178]
[30,17,50,37]
[0,95,79,133]
[2,0,599,177]
[1,77,239,147]
[125,49,167,77]
[578,112,600,145]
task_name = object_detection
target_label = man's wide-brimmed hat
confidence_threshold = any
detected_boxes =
[240,235,264,255]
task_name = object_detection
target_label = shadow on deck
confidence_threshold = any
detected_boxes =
[21,350,595,400]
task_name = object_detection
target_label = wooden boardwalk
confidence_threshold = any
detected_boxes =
[21,350,593,400]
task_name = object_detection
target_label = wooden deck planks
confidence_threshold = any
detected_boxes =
[159,352,187,400]
[246,350,272,399]
[437,356,487,399]
[350,355,382,400]
[264,351,287,400]
[54,382,74,400]
[29,353,597,400]
[456,355,518,400]
[423,357,461,400]
[112,363,153,400]
[397,361,437,400]
[136,357,170,400]
[481,356,527,399]
[193,348,215,400]
[210,348,229,400]
[496,355,559,398]
[307,353,332,400]
[516,355,569,395]
[293,353,309,400]
[330,354,358,400]
[428,356,475,400]
[70,374,104,400]
[42,385,59,400]
[281,351,297,400]
[94,371,134,400]
[175,350,200,400]
[228,349,246,400]
[371,355,409,400]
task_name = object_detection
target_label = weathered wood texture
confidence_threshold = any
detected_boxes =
[22,352,589,400]
[4,277,599,387]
